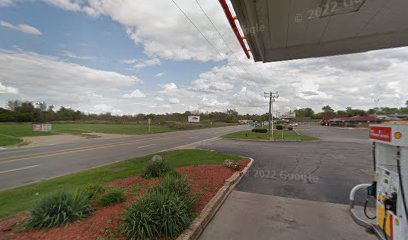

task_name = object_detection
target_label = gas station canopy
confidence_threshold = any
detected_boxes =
[229,0,408,62]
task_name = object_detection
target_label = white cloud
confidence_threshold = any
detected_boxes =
[123,89,146,98]
[154,96,164,101]
[0,82,19,94]
[93,103,113,112]
[42,0,82,11]
[161,82,177,91]
[190,66,237,93]
[199,96,228,109]
[231,87,266,108]
[123,58,160,70]
[168,97,180,104]
[40,0,236,62]
[2,2,408,115]
[0,20,42,35]
[123,59,137,64]
[63,50,95,60]
[0,49,141,107]
[0,0,10,6]
[155,72,165,78]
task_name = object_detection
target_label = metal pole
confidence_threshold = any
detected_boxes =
[271,95,274,140]
[264,91,279,140]
[269,92,272,140]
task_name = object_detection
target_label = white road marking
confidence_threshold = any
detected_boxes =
[137,144,156,149]
[0,164,40,174]
[189,136,199,139]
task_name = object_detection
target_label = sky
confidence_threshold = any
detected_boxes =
[0,0,408,115]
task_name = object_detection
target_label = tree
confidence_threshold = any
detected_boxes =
[336,110,347,116]
[7,100,20,111]
[295,108,314,118]
[367,109,376,115]
[322,105,334,114]
[345,107,367,117]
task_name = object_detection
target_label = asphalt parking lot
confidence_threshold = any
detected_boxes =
[200,124,373,205]
[198,124,375,240]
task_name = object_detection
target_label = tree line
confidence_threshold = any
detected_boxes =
[295,101,408,119]
[2,100,408,123]
[0,100,258,123]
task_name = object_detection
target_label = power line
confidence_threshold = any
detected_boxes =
[170,0,225,59]
[194,0,234,54]
[193,0,255,75]
[171,0,260,84]
[170,0,243,78]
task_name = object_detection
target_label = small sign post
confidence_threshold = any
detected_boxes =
[148,118,151,133]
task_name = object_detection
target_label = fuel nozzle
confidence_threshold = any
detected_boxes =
[367,181,377,197]
[384,192,398,214]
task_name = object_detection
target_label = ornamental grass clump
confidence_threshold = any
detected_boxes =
[98,188,126,206]
[143,158,171,178]
[153,172,190,196]
[26,191,92,229]
[122,172,195,240]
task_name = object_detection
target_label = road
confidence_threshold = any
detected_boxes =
[0,125,247,190]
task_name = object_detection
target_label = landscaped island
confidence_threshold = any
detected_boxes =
[0,149,249,240]
[223,129,319,141]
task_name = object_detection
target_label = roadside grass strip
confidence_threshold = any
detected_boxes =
[0,149,242,220]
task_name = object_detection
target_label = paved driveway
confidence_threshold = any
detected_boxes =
[198,124,375,240]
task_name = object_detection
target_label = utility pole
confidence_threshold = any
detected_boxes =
[374,98,380,114]
[264,91,279,140]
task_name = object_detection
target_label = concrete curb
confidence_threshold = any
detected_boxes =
[176,157,254,240]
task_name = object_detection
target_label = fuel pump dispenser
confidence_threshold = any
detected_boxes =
[350,124,408,240]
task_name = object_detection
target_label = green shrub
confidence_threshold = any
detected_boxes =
[252,128,267,133]
[83,184,105,201]
[122,173,194,239]
[165,169,182,178]
[121,190,194,240]
[98,188,126,206]
[144,159,171,178]
[276,125,284,130]
[27,191,92,229]
[154,173,190,196]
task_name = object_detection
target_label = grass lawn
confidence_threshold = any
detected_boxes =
[0,134,23,146]
[0,122,235,146]
[223,130,319,141]
[52,122,234,135]
[0,124,53,146]
[0,149,242,220]
[52,123,175,135]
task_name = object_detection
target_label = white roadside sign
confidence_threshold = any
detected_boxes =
[188,116,200,123]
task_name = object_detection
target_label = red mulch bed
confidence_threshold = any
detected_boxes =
[0,160,250,240]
